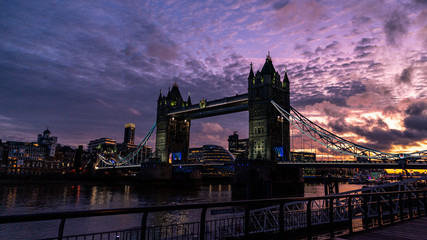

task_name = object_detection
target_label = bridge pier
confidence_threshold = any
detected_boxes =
[138,162,172,180]
[232,160,304,199]
[137,162,201,186]
[324,177,339,195]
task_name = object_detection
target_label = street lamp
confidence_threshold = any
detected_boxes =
[277,115,284,162]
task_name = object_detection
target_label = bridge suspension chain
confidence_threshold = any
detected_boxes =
[271,100,426,161]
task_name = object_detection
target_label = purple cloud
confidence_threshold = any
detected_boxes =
[0,0,425,154]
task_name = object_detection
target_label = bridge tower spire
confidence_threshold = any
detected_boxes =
[156,84,191,163]
[187,92,192,105]
[248,62,254,80]
[248,54,290,162]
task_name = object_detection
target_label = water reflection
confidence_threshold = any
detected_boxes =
[0,182,363,239]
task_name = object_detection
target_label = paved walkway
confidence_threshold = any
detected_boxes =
[337,216,427,240]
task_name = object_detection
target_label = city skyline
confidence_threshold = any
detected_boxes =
[1,0,426,152]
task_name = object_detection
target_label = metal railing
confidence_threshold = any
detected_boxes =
[1,189,426,240]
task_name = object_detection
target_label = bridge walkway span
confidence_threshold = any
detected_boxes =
[277,160,427,169]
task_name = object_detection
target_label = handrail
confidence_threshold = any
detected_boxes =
[1,189,426,240]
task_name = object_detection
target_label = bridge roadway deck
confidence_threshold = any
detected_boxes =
[338,216,427,240]
[278,161,427,169]
[96,161,427,170]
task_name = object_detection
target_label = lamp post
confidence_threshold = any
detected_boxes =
[277,116,284,162]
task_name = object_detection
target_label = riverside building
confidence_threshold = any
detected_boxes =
[1,128,68,175]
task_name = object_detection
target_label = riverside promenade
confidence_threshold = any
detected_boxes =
[339,216,427,240]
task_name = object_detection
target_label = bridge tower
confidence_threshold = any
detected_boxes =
[234,53,303,199]
[155,83,191,163]
[248,53,290,162]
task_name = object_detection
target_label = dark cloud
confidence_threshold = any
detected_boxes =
[368,62,382,69]
[205,56,218,65]
[357,38,374,45]
[382,105,399,117]
[404,115,427,132]
[354,45,375,53]
[328,119,347,134]
[356,52,372,58]
[294,43,308,50]
[414,0,427,6]
[146,40,178,61]
[354,38,377,59]
[291,79,366,108]
[315,41,340,53]
[351,16,372,26]
[395,66,414,84]
[400,101,427,144]
[354,127,407,150]
[271,0,328,30]
[269,0,290,10]
[405,101,427,116]
[299,41,341,58]
[384,9,410,46]
[327,119,418,151]
[319,99,427,151]
[315,101,349,119]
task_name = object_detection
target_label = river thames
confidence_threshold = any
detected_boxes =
[0,181,364,239]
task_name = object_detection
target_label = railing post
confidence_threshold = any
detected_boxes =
[245,206,250,237]
[140,211,148,240]
[307,200,312,240]
[363,195,368,230]
[424,192,427,216]
[348,196,353,234]
[416,192,421,218]
[200,207,207,240]
[329,198,334,238]
[408,192,413,219]
[279,202,284,236]
[389,193,394,224]
[58,218,66,240]
[377,194,382,227]
[399,193,404,221]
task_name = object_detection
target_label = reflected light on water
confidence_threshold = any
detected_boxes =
[6,188,16,209]
[0,182,366,239]
[90,186,97,206]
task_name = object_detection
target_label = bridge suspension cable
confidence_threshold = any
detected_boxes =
[271,100,426,161]
[98,122,157,166]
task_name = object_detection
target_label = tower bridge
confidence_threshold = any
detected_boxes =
[94,53,427,198]
[156,53,291,165]
[152,53,300,197]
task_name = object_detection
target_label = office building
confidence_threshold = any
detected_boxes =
[124,123,135,145]
[37,128,58,157]
[87,138,117,153]
[227,131,248,160]
[188,145,235,163]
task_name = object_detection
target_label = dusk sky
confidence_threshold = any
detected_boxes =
[1,0,426,153]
